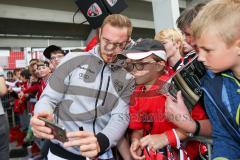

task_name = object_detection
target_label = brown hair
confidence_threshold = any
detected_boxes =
[29,60,39,75]
[36,61,49,69]
[192,0,240,46]
[101,14,132,38]
[177,3,205,31]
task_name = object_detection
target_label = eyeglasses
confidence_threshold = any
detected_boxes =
[124,61,156,72]
[101,37,128,51]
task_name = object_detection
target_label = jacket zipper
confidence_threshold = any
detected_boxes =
[93,63,106,134]
[102,76,110,106]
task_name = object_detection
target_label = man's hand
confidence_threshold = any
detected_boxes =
[140,134,168,152]
[130,138,145,160]
[30,112,54,139]
[63,131,100,158]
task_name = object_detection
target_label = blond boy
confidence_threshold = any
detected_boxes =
[169,0,240,159]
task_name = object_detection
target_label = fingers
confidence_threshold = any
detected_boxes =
[66,131,94,138]
[132,153,145,160]
[80,143,98,152]
[43,113,54,121]
[65,131,95,146]
[131,141,138,151]
[176,91,184,104]
[63,131,100,158]
[32,127,54,139]
[139,135,150,148]
[165,95,177,111]
[30,113,54,139]
[33,125,52,134]
[130,145,145,160]
[36,112,54,119]
[30,116,44,126]
[139,135,160,152]
[167,93,177,102]
[64,135,97,147]
[81,150,99,159]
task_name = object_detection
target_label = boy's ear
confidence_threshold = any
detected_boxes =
[175,40,181,49]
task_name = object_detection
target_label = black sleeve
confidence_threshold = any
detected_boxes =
[96,132,110,155]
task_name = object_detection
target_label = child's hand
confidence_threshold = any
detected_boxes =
[165,91,192,125]
[130,138,145,160]
[140,134,168,152]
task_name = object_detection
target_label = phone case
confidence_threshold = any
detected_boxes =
[39,117,67,143]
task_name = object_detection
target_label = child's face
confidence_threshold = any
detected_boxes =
[196,30,239,73]
[161,39,180,58]
[32,64,39,77]
[37,65,51,78]
[182,26,196,48]
[20,75,27,82]
[126,56,165,85]
[182,41,194,54]
[50,52,64,68]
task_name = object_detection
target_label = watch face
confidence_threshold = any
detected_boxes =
[188,132,194,137]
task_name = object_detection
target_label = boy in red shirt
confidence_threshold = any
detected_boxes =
[126,39,208,159]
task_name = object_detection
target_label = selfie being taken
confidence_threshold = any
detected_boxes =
[0,0,239,160]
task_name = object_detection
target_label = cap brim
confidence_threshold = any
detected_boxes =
[126,50,167,61]
[126,51,152,60]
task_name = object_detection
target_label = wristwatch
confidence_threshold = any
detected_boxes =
[188,120,201,137]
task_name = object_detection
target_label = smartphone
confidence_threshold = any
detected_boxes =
[39,117,67,143]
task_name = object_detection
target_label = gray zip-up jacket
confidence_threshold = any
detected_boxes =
[34,45,135,159]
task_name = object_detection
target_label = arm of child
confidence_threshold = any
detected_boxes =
[117,136,133,160]
[165,91,212,136]
[130,130,145,160]
[140,128,188,152]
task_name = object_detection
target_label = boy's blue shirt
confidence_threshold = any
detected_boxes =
[201,70,240,159]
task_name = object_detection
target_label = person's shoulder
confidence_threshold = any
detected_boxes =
[202,70,232,82]
[201,70,218,82]
[58,51,94,65]
[201,70,226,95]
[61,45,99,63]
[64,51,91,59]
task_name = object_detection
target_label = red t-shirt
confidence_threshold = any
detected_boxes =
[129,67,208,133]
[129,66,208,159]
[129,69,174,134]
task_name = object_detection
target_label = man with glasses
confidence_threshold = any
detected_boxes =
[43,45,66,71]
[30,14,134,160]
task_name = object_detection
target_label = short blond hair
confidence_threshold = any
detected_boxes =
[101,14,132,38]
[192,0,240,46]
[154,28,184,52]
